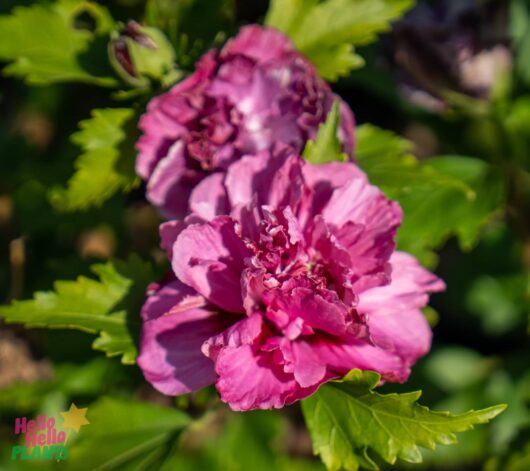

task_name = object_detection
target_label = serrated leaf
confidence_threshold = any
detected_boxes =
[302,369,506,471]
[355,125,506,260]
[308,44,365,82]
[0,0,117,86]
[0,255,154,364]
[62,397,191,471]
[266,0,414,80]
[303,101,346,164]
[398,156,505,256]
[50,108,139,212]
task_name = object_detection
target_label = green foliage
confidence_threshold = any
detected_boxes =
[61,397,190,470]
[0,0,117,86]
[50,108,138,212]
[265,0,414,80]
[145,0,235,69]
[355,124,506,261]
[0,255,153,364]
[0,357,122,413]
[160,410,325,471]
[423,347,490,393]
[302,369,506,471]
[466,273,530,335]
[510,0,530,86]
[303,101,346,164]
[487,371,530,451]
[489,442,530,471]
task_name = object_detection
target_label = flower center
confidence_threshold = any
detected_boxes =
[187,98,238,170]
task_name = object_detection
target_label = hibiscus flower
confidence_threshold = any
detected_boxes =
[138,147,444,410]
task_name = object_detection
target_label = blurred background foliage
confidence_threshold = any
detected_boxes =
[0,0,529,470]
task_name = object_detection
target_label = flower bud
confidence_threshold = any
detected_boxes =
[109,21,175,87]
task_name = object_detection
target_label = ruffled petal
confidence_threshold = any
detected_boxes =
[221,25,295,64]
[146,141,203,218]
[311,337,410,383]
[224,145,304,210]
[138,280,232,395]
[214,344,319,411]
[358,252,445,364]
[189,172,229,220]
[172,216,251,312]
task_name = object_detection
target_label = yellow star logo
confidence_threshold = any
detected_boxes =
[60,403,90,433]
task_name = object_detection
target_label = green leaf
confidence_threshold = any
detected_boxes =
[302,369,506,471]
[62,397,191,471]
[145,0,235,69]
[303,101,346,164]
[50,108,138,212]
[355,125,506,260]
[0,0,117,86]
[265,0,414,80]
[399,156,505,250]
[0,255,154,364]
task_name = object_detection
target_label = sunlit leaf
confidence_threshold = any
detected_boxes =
[0,255,153,364]
[50,108,138,212]
[303,101,346,164]
[0,0,117,86]
[302,369,506,471]
[266,0,414,80]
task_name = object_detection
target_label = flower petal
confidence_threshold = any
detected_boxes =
[221,25,295,64]
[311,337,410,383]
[146,141,203,218]
[189,172,229,221]
[172,216,251,312]
[300,162,367,227]
[214,344,319,411]
[138,280,232,395]
[358,252,445,364]
[225,145,304,210]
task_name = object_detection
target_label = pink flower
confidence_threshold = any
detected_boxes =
[137,148,444,411]
[136,25,355,217]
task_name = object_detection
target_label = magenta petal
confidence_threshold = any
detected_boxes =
[172,216,251,312]
[358,252,445,364]
[137,279,232,395]
[159,220,186,260]
[140,278,206,321]
[273,287,352,337]
[189,172,229,220]
[318,178,403,291]
[303,162,366,190]
[289,340,327,388]
[300,162,367,227]
[221,25,295,64]
[146,141,202,218]
[311,337,410,383]
[214,345,319,411]
[322,177,402,233]
[202,313,263,361]
[224,145,304,210]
